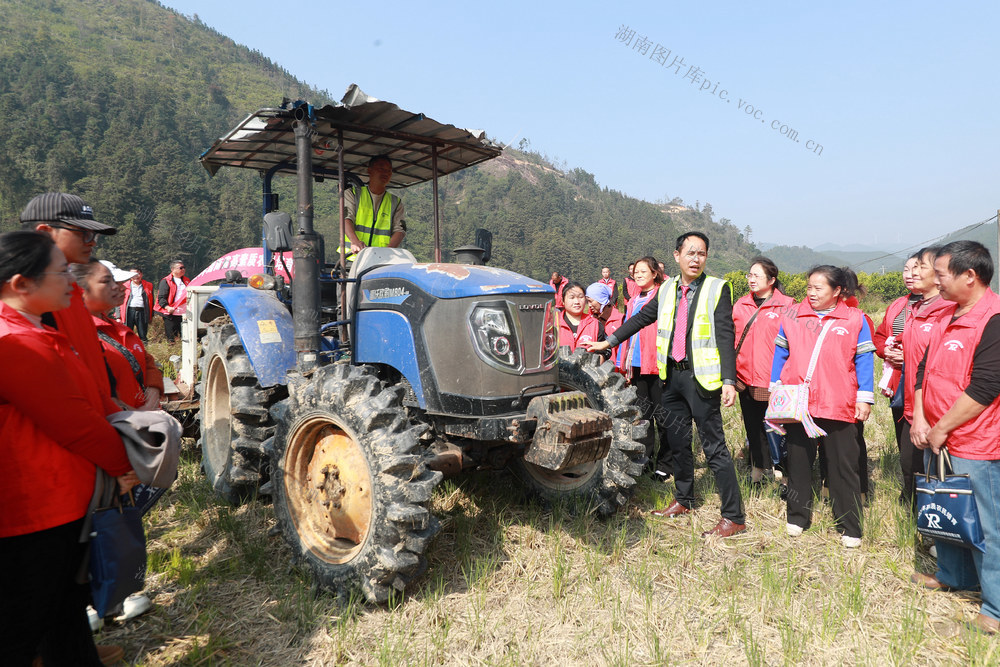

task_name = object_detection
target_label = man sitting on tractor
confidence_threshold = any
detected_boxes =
[341,155,407,262]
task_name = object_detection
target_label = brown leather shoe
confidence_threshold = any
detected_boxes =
[649,500,690,518]
[701,517,746,538]
[910,572,952,591]
[971,613,1000,634]
[96,644,124,666]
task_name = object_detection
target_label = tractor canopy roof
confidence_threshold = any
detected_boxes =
[199,84,503,188]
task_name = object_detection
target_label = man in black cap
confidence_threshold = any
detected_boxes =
[21,192,120,413]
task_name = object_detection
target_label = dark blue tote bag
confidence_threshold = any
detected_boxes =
[915,448,986,552]
[89,492,147,617]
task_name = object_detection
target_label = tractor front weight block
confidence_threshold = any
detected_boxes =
[522,392,612,471]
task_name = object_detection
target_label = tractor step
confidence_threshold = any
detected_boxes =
[522,392,612,471]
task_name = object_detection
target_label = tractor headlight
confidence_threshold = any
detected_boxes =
[540,300,558,367]
[470,304,521,370]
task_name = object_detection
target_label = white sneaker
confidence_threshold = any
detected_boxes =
[786,523,804,537]
[842,535,862,549]
[115,593,152,622]
[87,605,103,632]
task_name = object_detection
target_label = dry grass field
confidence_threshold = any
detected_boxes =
[112,335,999,665]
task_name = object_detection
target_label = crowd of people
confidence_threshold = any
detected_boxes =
[1,192,182,666]
[4,182,1000,664]
[556,231,1000,633]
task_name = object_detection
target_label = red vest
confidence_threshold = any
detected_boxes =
[558,312,600,351]
[901,296,951,420]
[733,290,796,388]
[617,286,660,374]
[550,278,568,310]
[778,300,865,423]
[154,274,191,314]
[603,306,623,338]
[625,277,640,299]
[921,290,1000,459]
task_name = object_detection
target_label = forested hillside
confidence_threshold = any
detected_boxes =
[762,244,905,274]
[400,152,759,282]
[0,0,759,284]
[0,0,331,278]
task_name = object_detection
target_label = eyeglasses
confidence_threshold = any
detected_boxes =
[745,273,765,280]
[50,224,98,244]
[42,270,73,279]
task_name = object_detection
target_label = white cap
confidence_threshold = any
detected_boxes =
[99,259,138,282]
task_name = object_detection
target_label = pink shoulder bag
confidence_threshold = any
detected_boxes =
[765,319,833,438]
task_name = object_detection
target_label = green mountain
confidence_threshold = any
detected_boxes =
[939,221,998,259]
[0,0,759,284]
[399,152,759,283]
[937,220,999,290]
[762,244,906,274]
[0,0,331,276]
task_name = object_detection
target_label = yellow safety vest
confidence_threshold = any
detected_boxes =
[341,186,394,261]
[655,275,728,390]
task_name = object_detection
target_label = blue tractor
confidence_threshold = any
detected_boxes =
[195,86,647,602]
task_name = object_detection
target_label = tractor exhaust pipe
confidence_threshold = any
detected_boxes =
[292,111,320,372]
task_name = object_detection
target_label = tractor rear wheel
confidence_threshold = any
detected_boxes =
[271,363,442,602]
[199,316,286,504]
[510,347,648,516]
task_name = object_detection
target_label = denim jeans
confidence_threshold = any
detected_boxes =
[931,451,1000,621]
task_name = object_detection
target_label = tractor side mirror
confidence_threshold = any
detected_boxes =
[264,211,294,253]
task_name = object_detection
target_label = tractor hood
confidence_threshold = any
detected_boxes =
[361,263,553,300]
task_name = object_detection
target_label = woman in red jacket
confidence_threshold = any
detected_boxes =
[771,265,875,548]
[72,259,164,411]
[558,281,603,351]
[614,257,668,472]
[0,231,136,666]
[733,257,795,485]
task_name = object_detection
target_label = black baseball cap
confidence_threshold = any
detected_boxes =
[19,192,117,235]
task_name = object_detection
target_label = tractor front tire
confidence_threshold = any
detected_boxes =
[199,316,286,504]
[271,363,442,603]
[511,347,648,516]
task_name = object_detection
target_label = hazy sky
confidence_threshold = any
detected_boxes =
[163,1,999,248]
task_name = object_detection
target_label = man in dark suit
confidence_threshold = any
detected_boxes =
[587,232,745,537]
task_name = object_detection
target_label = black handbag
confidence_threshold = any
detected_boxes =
[89,491,147,617]
[916,447,986,552]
